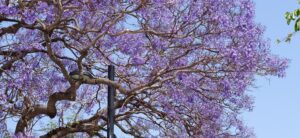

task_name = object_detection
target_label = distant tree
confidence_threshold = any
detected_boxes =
[0,0,287,137]
[283,1,300,42]
[285,10,300,31]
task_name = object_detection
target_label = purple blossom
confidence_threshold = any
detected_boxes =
[36,2,48,12]
[0,0,288,137]
[23,8,37,24]
[132,56,145,65]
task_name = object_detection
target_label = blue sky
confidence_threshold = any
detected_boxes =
[244,0,300,138]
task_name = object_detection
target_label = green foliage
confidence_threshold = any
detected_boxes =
[281,4,300,43]
[285,8,300,31]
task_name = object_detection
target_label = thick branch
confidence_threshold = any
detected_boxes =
[0,23,21,37]
[41,97,128,137]
[84,78,128,94]
[15,84,80,134]
[40,123,104,138]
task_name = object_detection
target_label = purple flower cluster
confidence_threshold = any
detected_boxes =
[0,0,288,137]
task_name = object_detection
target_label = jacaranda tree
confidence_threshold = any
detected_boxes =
[0,0,288,137]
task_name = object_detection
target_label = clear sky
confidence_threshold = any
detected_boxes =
[244,0,300,138]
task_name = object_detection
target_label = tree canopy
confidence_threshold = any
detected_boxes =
[0,0,288,137]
